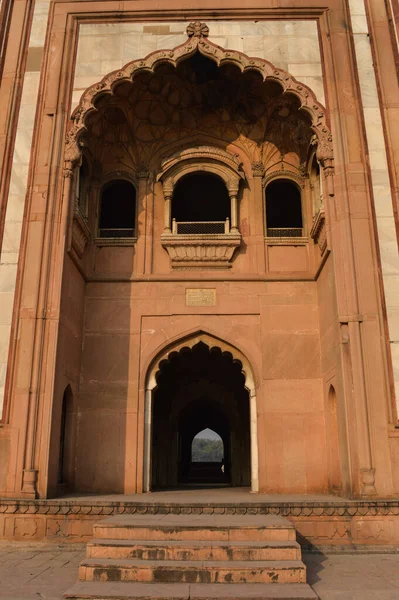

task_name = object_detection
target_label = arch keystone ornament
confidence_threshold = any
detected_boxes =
[186,21,209,38]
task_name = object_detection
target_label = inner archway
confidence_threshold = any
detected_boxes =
[148,339,253,490]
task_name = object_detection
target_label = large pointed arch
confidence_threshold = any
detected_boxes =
[143,330,259,493]
[65,21,333,168]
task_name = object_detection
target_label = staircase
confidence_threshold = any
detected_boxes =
[64,514,317,599]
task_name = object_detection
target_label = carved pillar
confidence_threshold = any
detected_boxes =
[320,155,376,496]
[317,159,324,211]
[321,157,334,200]
[143,388,152,492]
[22,163,74,498]
[137,164,149,225]
[74,164,80,212]
[136,165,149,275]
[163,184,173,233]
[249,389,259,493]
[90,180,101,235]
[230,194,238,232]
[251,162,266,272]
[228,184,239,233]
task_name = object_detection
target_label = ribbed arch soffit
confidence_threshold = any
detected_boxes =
[65,21,333,168]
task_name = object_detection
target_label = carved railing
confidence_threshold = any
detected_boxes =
[99,227,135,238]
[162,217,240,268]
[172,218,230,235]
[266,227,303,238]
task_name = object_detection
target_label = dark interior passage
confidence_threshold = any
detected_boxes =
[265,179,302,228]
[172,173,230,223]
[151,342,250,489]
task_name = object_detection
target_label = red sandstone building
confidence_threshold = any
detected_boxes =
[0,0,399,547]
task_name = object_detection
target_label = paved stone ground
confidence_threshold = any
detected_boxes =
[303,553,399,599]
[0,544,84,600]
[0,544,398,599]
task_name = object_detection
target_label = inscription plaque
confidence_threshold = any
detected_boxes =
[186,288,216,307]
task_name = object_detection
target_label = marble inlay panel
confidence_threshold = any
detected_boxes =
[348,0,399,415]
[28,2,50,47]
[73,20,325,109]
[0,0,48,415]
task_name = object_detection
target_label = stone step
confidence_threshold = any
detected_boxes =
[87,539,301,561]
[78,558,306,584]
[64,581,318,599]
[93,515,296,542]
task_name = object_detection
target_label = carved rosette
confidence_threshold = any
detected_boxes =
[310,209,327,255]
[186,21,209,38]
[161,233,241,269]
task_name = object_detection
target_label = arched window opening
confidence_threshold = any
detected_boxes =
[171,172,230,234]
[58,385,73,485]
[99,180,136,238]
[189,428,226,485]
[265,179,303,237]
[191,428,224,463]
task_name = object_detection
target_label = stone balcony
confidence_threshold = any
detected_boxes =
[161,218,241,269]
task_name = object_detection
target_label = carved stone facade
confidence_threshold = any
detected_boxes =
[0,2,399,545]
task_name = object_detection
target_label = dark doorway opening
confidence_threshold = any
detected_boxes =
[151,341,250,489]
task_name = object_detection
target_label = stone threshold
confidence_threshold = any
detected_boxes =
[1,492,399,517]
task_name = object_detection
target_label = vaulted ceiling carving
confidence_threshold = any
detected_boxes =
[67,22,333,172]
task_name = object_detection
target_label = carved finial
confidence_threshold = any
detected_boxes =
[186,21,209,38]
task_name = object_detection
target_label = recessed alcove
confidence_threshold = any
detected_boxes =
[171,172,231,234]
[151,341,250,489]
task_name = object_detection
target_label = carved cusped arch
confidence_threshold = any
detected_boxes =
[65,22,333,169]
[101,169,138,188]
[143,330,259,492]
[158,145,243,269]
[157,146,244,197]
[263,169,305,188]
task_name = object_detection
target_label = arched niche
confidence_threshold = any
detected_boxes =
[58,385,75,488]
[265,178,303,237]
[63,21,334,267]
[327,385,342,493]
[157,145,244,234]
[98,179,137,239]
[65,22,333,170]
[144,332,258,493]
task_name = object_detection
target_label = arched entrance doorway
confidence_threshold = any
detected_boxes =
[144,334,258,492]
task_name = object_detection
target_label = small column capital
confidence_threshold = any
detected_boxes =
[251,161,265,178]
[137,164,150,179]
